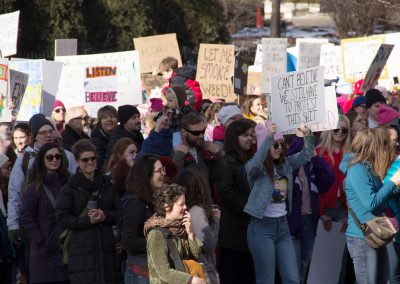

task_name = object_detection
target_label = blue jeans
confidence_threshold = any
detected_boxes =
[388,241,400,283]
[346,236,389,284]
[248,216,299,284]
[292,215,315,284]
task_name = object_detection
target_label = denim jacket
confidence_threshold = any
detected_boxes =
[244,134,315,219]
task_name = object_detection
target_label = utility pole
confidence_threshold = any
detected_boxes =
[271,0,281,37]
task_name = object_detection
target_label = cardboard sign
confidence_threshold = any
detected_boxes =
[341,35,385,82]
[141,74,167,96]
[196,43,235,102]
[261,38,287,93]
[133,33,182,73]
[55,51,141,117]
[247,71,262,95]
[297,42,321,70]
[361,44,394,92]
[0,11,19,57]
[55,39,78,57]
[271,66,325,132]
[234,57,252,96]
[320,44,343,80]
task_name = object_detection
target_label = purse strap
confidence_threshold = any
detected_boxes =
[153,227,186,273]
[348,206,367,232]
[43,186,57,209]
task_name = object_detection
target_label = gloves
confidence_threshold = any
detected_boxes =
[7,229,21,245]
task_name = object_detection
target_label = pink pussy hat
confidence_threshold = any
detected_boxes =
[255,121,284,150]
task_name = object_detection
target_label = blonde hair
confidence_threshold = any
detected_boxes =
[318,115,351,163]
[349,127,394,179]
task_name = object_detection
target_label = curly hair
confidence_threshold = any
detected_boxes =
[154,183,186,217]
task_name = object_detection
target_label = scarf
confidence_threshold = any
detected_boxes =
[143,214,187,238]
[74,170,104,193]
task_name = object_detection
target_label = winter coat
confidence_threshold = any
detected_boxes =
[140,128,173,157]
[106,126,144,159]
[55,172,120,284]
[91,125,111,172]
[21,173,67,283]
[216,154,252,252]
[61,124,90,151]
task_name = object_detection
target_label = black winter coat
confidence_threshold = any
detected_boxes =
[91,125,110,172]
[106,126,144,160]
[55,172,120,284]
[61,125,89,151]
[216,154,252,252]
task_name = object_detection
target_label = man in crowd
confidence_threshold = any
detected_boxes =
[62,106,91,151]
[365,88,386,128]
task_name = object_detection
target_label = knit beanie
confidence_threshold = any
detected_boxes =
[150,98,163,112]
[352,96,366,108]
[166,86,187,109]
[365,89,386,109]
[118,105,140,126]
[29,114,55,138]
[218,105,242,126]
[255,121,284,150]
[377,104,399,126]
[52,100,65,110]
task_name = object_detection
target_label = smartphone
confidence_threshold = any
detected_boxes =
[87,200,98,210]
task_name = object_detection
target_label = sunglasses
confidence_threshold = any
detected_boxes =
[54,108,66,113]
[273,142,284,150]
[80,156,97,163]
[333,127,349,134]
[45,153,62,162]
[73,116,90,121]
[184,128,206,136]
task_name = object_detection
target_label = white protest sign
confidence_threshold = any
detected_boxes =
[0,11,19,57]
[297,42,321,70]
[271,66,325,132]
[384,33,400,82]
[254,44,262,67]
[341,35,385,82]
[261,38,287,93]
[8,69,29,122]
[0,60,9,121]
[361,44,394,92]
[296,38,329,45]
[55,51,142,117]
[55,39,78,57]
[320,44,343,80]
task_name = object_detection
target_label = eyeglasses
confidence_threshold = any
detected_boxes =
[73,116,90,121]
[45,153,62,162]
[54,108,66,113]
[333,127,349,134]
[37,129,55,136]
[154,166,166,174]
[273,142,284,150]
[80,156,96,163]
[184,128,206,136]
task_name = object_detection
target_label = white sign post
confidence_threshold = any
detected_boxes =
[271,66,325,132]
[261,38,287,94]
[0,11,20,57]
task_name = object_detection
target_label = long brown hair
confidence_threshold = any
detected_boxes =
[264,139,287,180]
[104,137,135,173]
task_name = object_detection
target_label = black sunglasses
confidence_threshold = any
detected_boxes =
[45,153,62,162]
[273,142,284,150]
[54,108,66,113]
[333,127,349,134]
[80,156,97,163]
[184,128,206,136]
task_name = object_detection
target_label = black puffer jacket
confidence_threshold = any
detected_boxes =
[61,125,89,151]
[91,125,110,172]
[106,126,144,160]
[55,172,120,284]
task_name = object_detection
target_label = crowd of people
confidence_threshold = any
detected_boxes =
[1,55,400,284]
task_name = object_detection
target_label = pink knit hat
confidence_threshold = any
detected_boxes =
[52,100,65,110]
[255,121,284,150]
[377,104,399,126]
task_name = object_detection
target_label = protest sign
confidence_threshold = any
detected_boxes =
[196,43,235,102]
[341,35,385,82]
[8,68,29,121]
[55,39,78,57]
[0,11,20,57]
[361,44,394,92]
[247,71,262,95]
[320,44,343,80]
[271,66,325,132]
[56,51,142,117]
[254,44,262,67]
[296,38,329,45]
[297,42,321,70]
[141,74,167,96]
[261,38,287,94]
[133,33,182,73]
[0,60,9,121]
[384,33,400,82]
[234,57,252,96]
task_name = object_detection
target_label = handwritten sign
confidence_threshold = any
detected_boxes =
[247,71,262,95]
[8,68,29,122]
[0,60,8,121]
[133,33,182,73]
[196,43,235,102]
[55,39,77,57]
[261,38,287,93]
[271,66,325,132]
[55,51,141,117]
[361,44,394,92]
[341,35,385,82]
[0,11,19,57]
[234,57,252,96]
[297,42,321,70]
[320,44,343,80]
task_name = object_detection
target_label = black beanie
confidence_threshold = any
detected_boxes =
[118,105,140,126]
[365,89,386,109]
[166,86,187,109]
[29,114,55,138]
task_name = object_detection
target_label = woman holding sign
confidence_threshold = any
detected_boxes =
[244,121,314,283]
